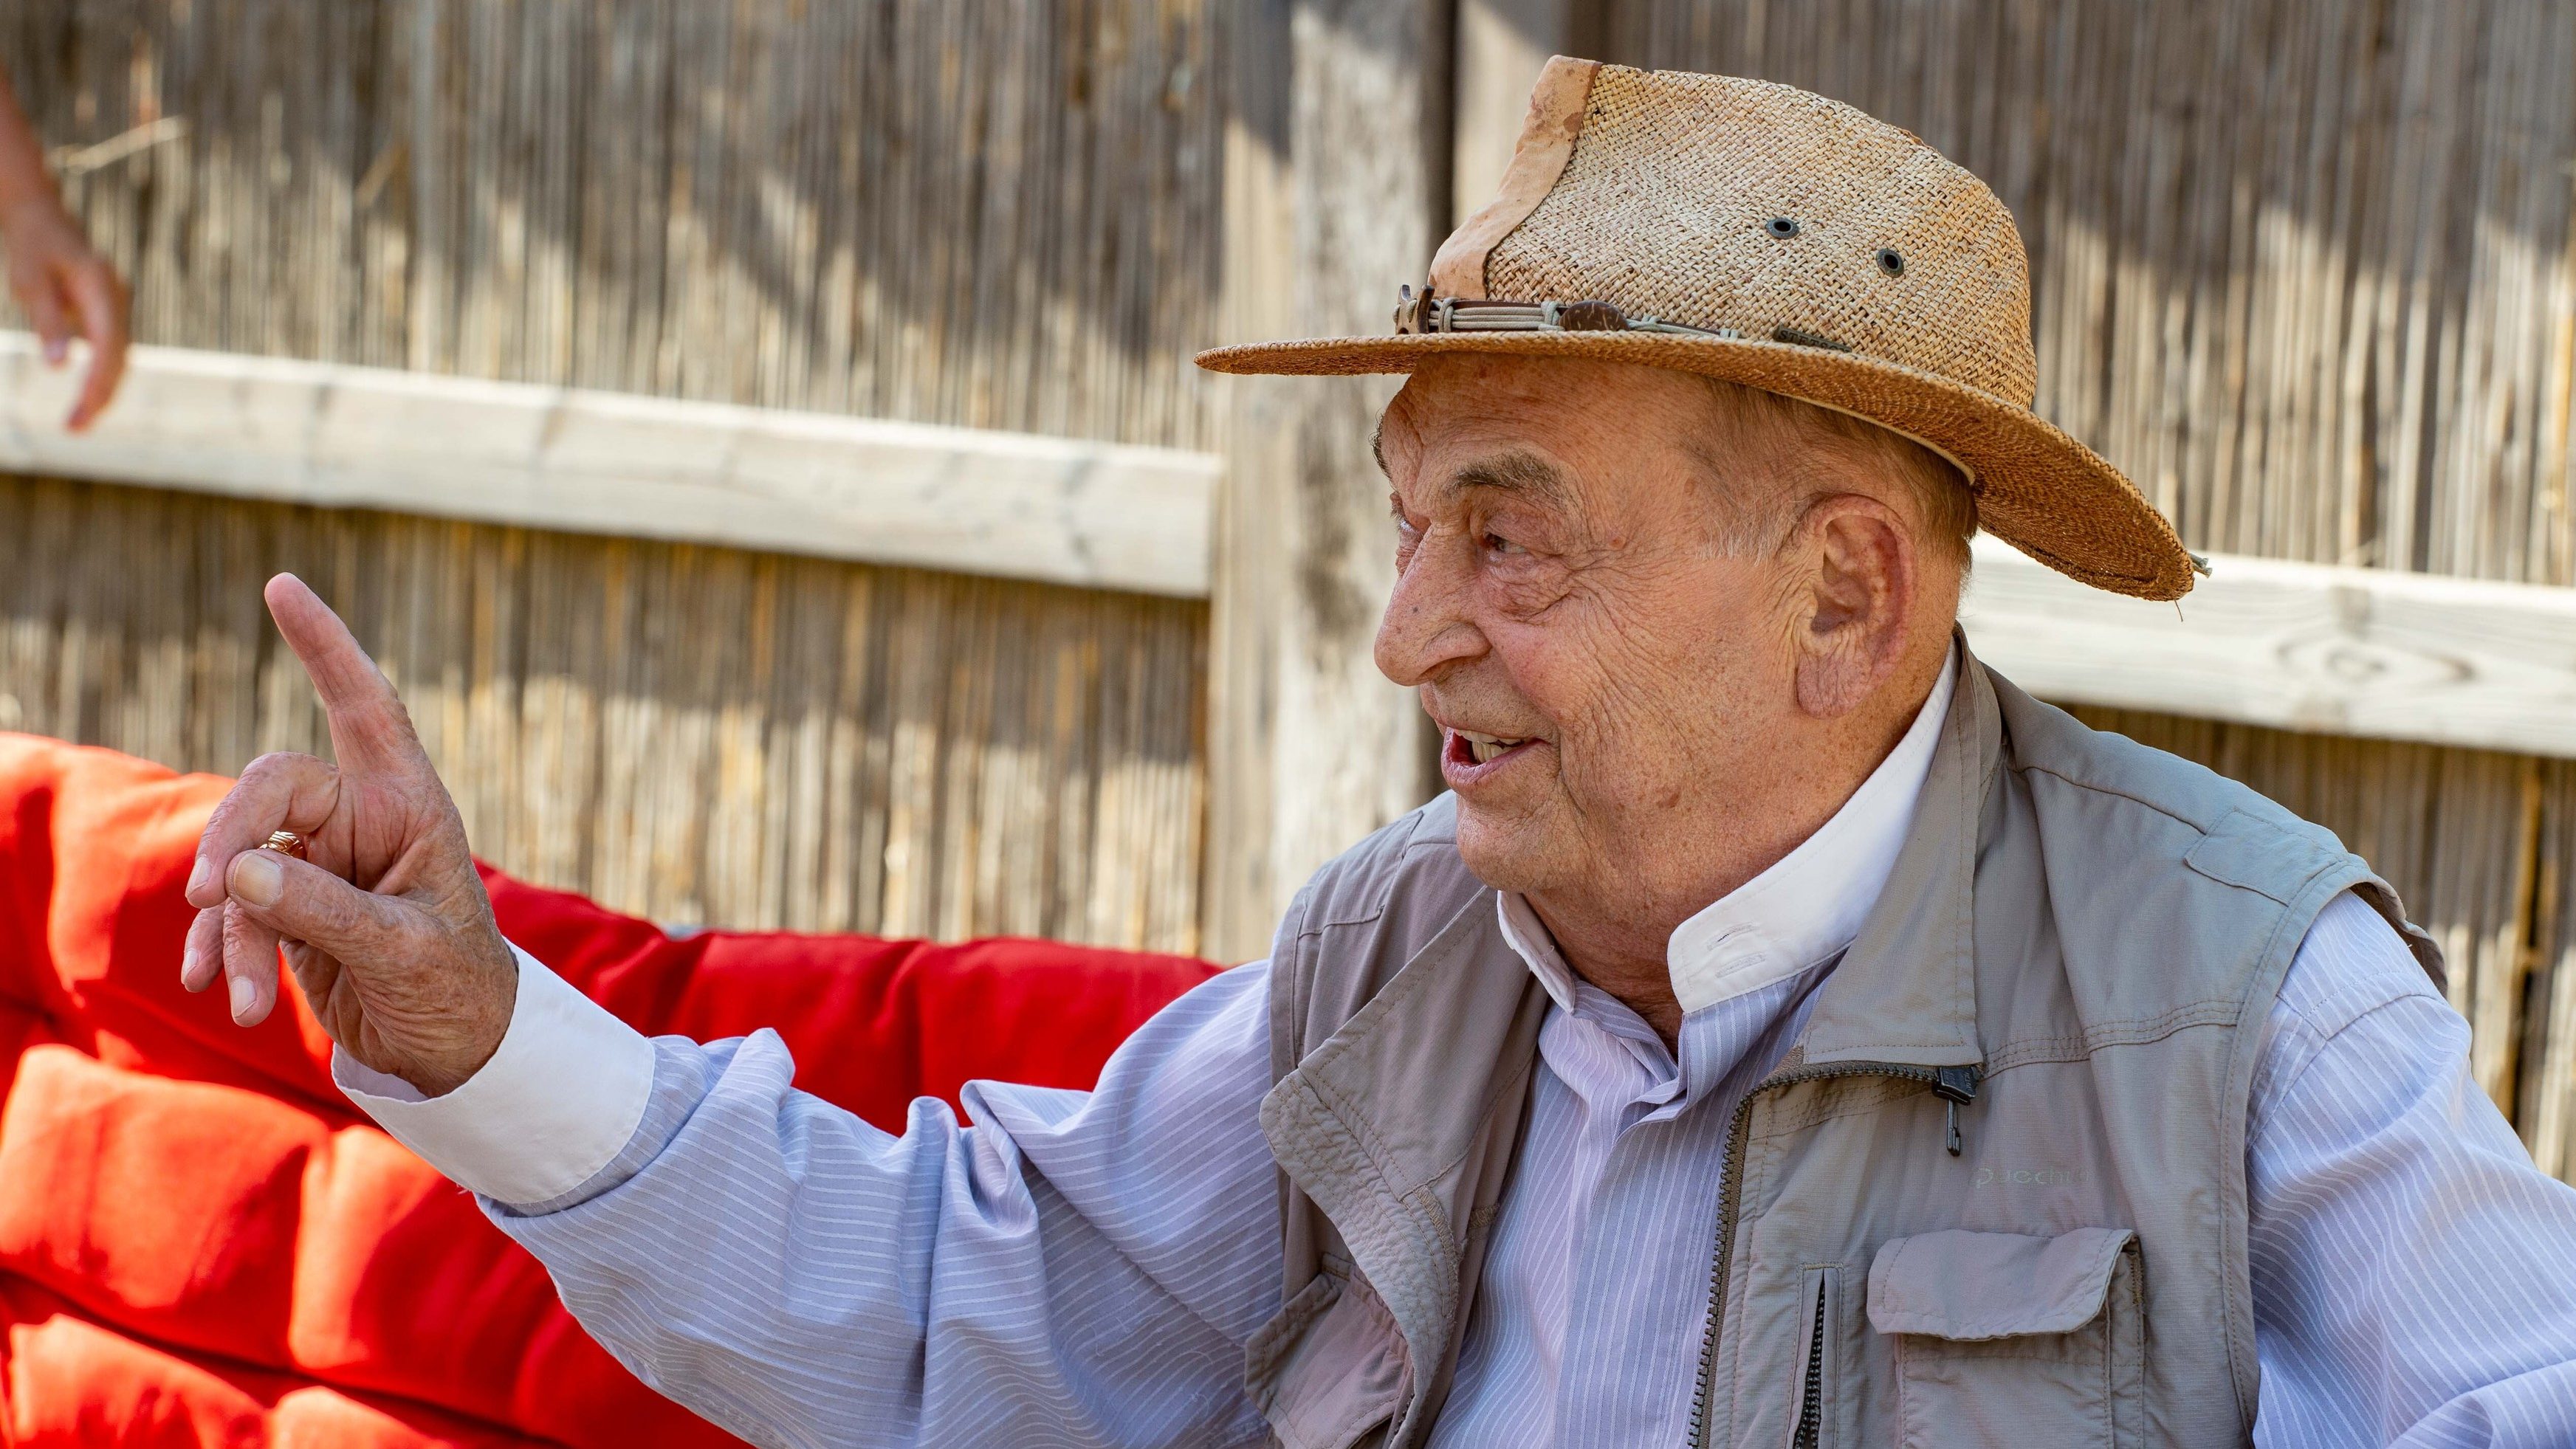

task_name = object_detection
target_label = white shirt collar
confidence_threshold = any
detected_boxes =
[1499,647,1959,1017]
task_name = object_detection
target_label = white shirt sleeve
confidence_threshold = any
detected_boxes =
[2248,892,2576,1447]
[333,940,657,1205]
[479,960,1284,1448]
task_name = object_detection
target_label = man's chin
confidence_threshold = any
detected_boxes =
[1449,799,1567,896]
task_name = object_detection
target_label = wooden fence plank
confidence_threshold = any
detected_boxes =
[0,334,1220,599]
[1958,535,2576,760]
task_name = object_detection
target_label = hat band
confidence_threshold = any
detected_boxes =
[1390,286,1866,357]
[1382,283,1987,498]
[1392,284,1741,340]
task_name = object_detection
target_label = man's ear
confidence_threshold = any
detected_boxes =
[1784,494,1917,717]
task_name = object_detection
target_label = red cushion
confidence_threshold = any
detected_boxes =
[0,734,1220,1445]
[0,1278,537,1449]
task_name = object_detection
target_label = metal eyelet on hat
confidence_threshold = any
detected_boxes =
[1875,247,1906,276]
[1765,216,1800,238]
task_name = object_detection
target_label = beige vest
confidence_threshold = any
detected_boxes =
[1243,648,2442,1449]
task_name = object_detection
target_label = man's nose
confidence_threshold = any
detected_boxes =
[1374,535,1485,687]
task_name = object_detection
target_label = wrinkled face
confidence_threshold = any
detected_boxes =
[1373,355,1835,902]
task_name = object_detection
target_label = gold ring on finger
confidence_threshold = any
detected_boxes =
[258,829,309,861]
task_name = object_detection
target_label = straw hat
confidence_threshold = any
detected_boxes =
[1196,59,2199,601]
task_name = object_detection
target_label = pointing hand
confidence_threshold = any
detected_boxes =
[179,575,516,1097]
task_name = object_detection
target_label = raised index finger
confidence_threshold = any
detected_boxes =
[264,574,434,779]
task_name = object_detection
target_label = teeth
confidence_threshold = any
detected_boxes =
[1457,730,1528,765]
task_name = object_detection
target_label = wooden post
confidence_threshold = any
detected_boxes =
[1206,0,1454,962]
[1206,0,1298,963]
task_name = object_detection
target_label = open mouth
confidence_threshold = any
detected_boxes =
[1447,729,1533,768]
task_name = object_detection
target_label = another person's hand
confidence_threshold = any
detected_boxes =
[1,192,128,430]
[179,574,518,1097]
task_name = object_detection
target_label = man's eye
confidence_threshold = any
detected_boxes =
[1483,533,1527,557]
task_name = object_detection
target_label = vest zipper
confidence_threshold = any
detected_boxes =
[1790,1276,1827,1449]
[1684,1060,1979,1449]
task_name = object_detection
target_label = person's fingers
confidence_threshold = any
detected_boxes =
[61,259,128,431]
[186,751,339,909]
[19,278,70,365]
[227,847,429,974]
[179,906,224,993]
[279,938,343,1018]
[219,896,284,1027]
[262,574,436,779]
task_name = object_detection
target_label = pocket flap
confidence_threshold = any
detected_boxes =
[1866,1227,2137,1340]
[1247,1272,1411,1449]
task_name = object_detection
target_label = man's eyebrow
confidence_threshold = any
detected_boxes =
[1446,450,1575,505]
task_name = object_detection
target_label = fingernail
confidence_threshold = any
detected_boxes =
[228,973,255,1019]
[232,849,285,908]
[42,339,66,365]
[186,854,213,900]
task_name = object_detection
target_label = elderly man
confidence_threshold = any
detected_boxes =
[182,63,2576,1448]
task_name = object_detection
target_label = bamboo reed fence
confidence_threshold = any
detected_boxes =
[0,473,1208,951]
[0,0,1226,951]
[4,0,1226,442]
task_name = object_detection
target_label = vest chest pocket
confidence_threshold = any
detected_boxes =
[1866,1228,2144,1449]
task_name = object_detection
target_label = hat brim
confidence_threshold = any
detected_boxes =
[1195,331,2195,602]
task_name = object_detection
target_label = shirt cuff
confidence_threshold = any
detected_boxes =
[333,940,657,1206]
